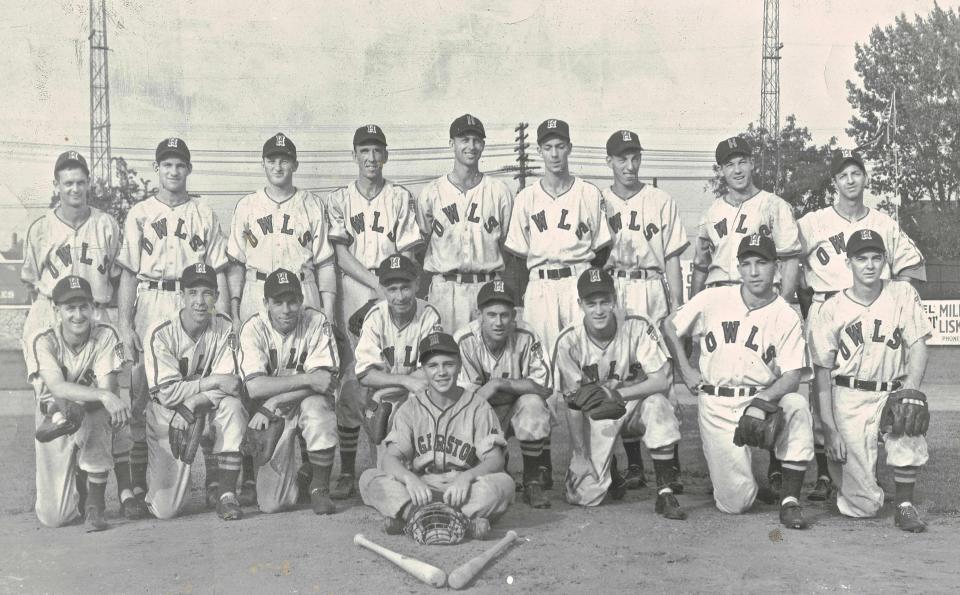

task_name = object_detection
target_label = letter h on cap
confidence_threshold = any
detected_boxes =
[749,234,761,246]
[390,256,401,269]
[278,271,289,284]
[493,280,504,292]
[547,119,557,129]
[195,263,207,274]
[860,230,872,240]
[589,269,601,283]
[276,134,286,146]
[69,277,81,289]
[621,131,632,141]
[167,138,179,148]
[367,125,377,134]
[430,334,440,346]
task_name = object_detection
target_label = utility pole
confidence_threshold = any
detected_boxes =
[514,122,532,191]
[760,0,782,193]
[89,0,112,186]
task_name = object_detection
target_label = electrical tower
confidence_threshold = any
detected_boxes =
[760,0,782,192]
[89,0,112,185]
[513,122,532,191]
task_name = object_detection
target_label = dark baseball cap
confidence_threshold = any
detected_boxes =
[376,254,418,284]
[537,119,570,145]
[737,233,777,261]
[830,148,866,177]
[418,332,460,364]
[715,136,753,165]
[156,137,191,163]
[606,130,643,156]
[54,150,89,177]
[353,124,387,147]
[476,280,516,309]
[180,263,217,290]
[263,133,297,160]
[52,275,93,305]
[577,268,615,299]
[263,267,304,300]
[846,229,886,255]
[449,114,485,139]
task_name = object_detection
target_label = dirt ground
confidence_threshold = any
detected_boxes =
[1,388,959,594]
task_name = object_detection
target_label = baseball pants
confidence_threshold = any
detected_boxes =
[359,469,515,520]
[521,263,591,357]
[131,286,183,443]
[239,268,323,324]
[427,274,492,334]
[335,273,377,429]
[492,394,553,442]
[804,299,830,446]
[612,275,670,324]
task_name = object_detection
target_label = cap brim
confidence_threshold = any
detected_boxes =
[264,149,297,158]
[266,288,303,300]
[419,347,461,363]
[478,297,516,309]
[156,150,190,162]
[719,150,751,164]
[379,273,417,284]
[832,158,865,176]
[54,289,93,305]
[539,132,570,144]
[737,249,776,261]
[451,127,485,138]
[578,287,615,300]
[182,279,218,290]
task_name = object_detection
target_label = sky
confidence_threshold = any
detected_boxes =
[0,0,941,249]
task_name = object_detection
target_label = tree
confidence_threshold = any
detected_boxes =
[50,157,151,228]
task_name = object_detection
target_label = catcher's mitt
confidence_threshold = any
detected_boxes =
[169,404,207,464]
[348,299,379,337]
[35,398,85,443]
[564,384,627,420]
[486,391,518,408]
[405,501,469,545]
[881,389,930,437]
[733,398,785,450]
[241,406,285,466]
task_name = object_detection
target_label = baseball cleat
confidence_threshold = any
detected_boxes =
[655,492,687,520]
[310,487,336,515]
[668,480,684,495]
[895,504,927,533]
[806,476,834,502]
[383,515,405,535]
[622,464,647,490]
[85,505,108,532]
[238,480,257,507]
[330,474,356,500]
[470,517,491,540]
[205,483,220,509]
[216,494,244,521]
[120,496,149,520]
[756,485,779,505]
[779,502,808,530]
[523,481,551,508]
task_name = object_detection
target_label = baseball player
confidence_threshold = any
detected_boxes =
[117,137,230,508]
[808,230,931,532]
[454,280,553,508]
[662,234,814,529]
[359,332,514,538]
[798,150,925,501]
[552,268,684,517]
[325,125,422,499]
[142,264,248,521]
[238,269,341,515]
[27,276,130,531]
[416,114,514,333]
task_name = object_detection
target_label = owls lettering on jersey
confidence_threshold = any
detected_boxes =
[505,178,611,270]
[144,313,236,405]
[552,313,668,394]
[239,307,339,381]
[798,207,925,293]
[354,300,442,378]
[27,324,123,401]
[601,185,689,271]
[326,181,422,268]
[417,175,514,273]
[672,285,806,387]
[118,196,228,280]
[384,390,506,473]
[808,281,931,382]
[227,189,334,274]
[22,208,120,302]
[693,191,800,284]
[454,319,551,390]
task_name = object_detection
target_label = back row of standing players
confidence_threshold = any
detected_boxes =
[24,113,928,532]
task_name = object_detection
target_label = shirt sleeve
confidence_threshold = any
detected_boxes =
[303,318,340,374]
[661,195,689,259]
[422,306,442,334]
[144,325,200,407]
[671,290,708,338]
[774,307,807,373]
[325,189,351,245]
[92,327,124,381]
[551,331,582,395]
[523,334,552,390]
[383,399,416,461]
[204,207,229,272]
[415,184,436,241]
[771,197,802,258]
[692,210,713,270]
[105,216,122,280]
[498,182,514,242]
[590,187,612,251]
[27,331,60,381]
[227,199,248,263]
[354,310,388,378]
[889,226,926,281]
[807,303,839,369]
[632,321,669,376]
[239,320,270,381]
[473,400,508,459]
[503,192,530,257]
[901,283,934,346]
[394,186,423,252]
[308,192,335,266]
[116,205,142,273]
[456,337,486,387]
[20,218,43,286]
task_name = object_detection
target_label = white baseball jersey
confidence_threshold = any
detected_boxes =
[21,208,120,303]
[808,281,932,383]
[600,185,689,272]
[227,189,334,275]
[672,285,806,387]
[27,323,124,401]
[454,319,551,391]
[239,307,339,381]
[798,207,926,293]
[118,196,229,280]
[354,300,442,379]
[326,181,422,267]
[505,178,611,270]
[417,174,514,274]
[694,191,801,284]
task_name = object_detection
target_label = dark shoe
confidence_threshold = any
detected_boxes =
[523,481,551,508]
[470,517,491,540]
[310,487,335,515]
[655,492,687,520]
[296,464,312,504]
[779,501,808,530]
[238,481,257,507]
[806,476,834,502]
[768,471,783,499]
[76,470,88,516]
[216,494,244,521]
[895,504,926,533]
[121,496,149,520]
[330,474,356,500]
[383,515,405,535]
[85,505,108,532]
[205,483,220,509]
[756,485,779,505]
[669,480,684,495]
[622,464,647,490]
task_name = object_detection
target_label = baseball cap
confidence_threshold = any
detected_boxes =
[263,133,297,160]
[476,280,516,309]
[156,137,191,163]
[263,268,304,300]
[353,124,387,147]
[845,229,886,255]
[180,263,217,290]
[737,234,777,261]
[418,331,460,364]
[376,254,418,284]
[606,130,643,156]
[54,150,89,177]
[577,268,615,299]
[52,275,93,305]
[715,136,753,165]
[830,148,866,177]
[537,119,571,145]
[449,114,485,139]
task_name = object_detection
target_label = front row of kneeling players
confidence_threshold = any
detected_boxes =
[31,231,932,534]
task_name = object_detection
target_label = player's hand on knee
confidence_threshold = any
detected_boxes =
[99,391,131,427]
[170,407,192,431]
[208,374,242,397]
[405,477,433,508]
[119,328,141,362]
[307,370,335,395]
[443,476,472,508]
[824,428,846,463]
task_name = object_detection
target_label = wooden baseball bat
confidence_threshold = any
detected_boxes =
[447,530,519,590]
[353,533,446,588]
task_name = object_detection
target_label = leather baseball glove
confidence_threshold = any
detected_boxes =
[35,398,85,443]
[169,403,208,464]
[881,389,930,437]
[405,501,469,545]
[486,391,518,407]
[733,398,785,450]
[348,299,379,337]
[564,383,627,420]
[241,406,285,466]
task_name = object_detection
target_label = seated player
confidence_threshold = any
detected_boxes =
[28,276,131,531]
[239,268,341,515]
[453,280,553,508]
[359,332,514,538]
[553,269,685,517]
[142,264,248,521]
[662,234,814,529]
[809,230,932,532]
